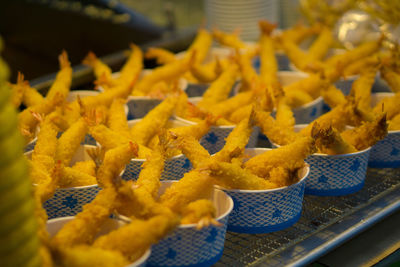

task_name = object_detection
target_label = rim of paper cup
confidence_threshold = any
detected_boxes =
[215,163,310,193]
[293,95,323,110]
[161,180,234,229]
[287,63,359,81]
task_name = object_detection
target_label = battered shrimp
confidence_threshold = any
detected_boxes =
[349,67,378,113]
[304,26,333,63]
[284,88,314,108]
[311,122,357,154]
[284,73,328,99]
[56,117,88,166]
[116,44,143,87]
[259,20,279,88]
[321,84,346,108]
[254,108,298,145]
[208,91,253,118]
[22,82,45,107]
[130,95,178,146]
[96,142,139,188]
[185,28,213,64]
[275,97,295,130]
[190,60,219,83]
[208,161,278,190]
[72,160,96,176]
[60,167,97,187]
[9,72,26,108]
[380,65,400,92]
[236,49,259,91]
[278,35,309,71]
[212,29,247,49]
[160,170,214,213]
[82,51,113,86]
[341,113,387,151]
[389,113,400,130]
[244,137,315,178]
[169,132,210,168]
[181,199,220,229]
[145,47,176,65]
[169,115,216,141]
[197,64,238,108]
[51,187,118,248]
[93,213,179,263]
[107,98,131,139]
[229,104,252,124]
[46,50,72,101]
[372,92,400,120]
[213,110,255,163]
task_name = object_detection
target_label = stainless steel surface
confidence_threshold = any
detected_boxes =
[216,167,400,266]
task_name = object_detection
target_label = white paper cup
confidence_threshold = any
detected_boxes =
[216,148,309,234]
[26,145,100,219]
[147,181,233,267]
[46,216,151,267]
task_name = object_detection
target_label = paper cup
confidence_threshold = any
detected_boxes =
[290,124,371,196]
[368,93,400,168]
[216,148,309,234]
[122,120,193,181]
[26,145,100,219]
[147,181,233,267]
[66,90,99,102]
[47,217,151,267]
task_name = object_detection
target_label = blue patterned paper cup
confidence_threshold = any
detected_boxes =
[368,93,400,168]
[147,181,233,267]
[122,120,193,181]
[217,148,309,234]
[47,216,151,267]
[27,145,101,219]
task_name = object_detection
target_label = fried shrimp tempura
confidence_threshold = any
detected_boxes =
[57,245,129,267]
[107,98,131,139]
[130,95,178,146]
[311,122,357,155]
[208,91,253,118]
[82,51,113,86]
[93,213,179,262]
[244,137,315,178]
[181,199,220,229]
[60,167,97,187]
[208,161,278,190]
[96,142,139,188]
[341,113,387,151]
[45,50,72,101]
[372,92,400,120]
[145,47,176,65]
[160,170,214,213]
[259,20,279,88]
[321,84,346,108]
[51,188,118,248]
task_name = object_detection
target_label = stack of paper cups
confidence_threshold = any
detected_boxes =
[205,0,279,41]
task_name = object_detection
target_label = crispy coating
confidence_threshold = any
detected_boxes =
[60,167,97,187]
[209,161,278,190]
[304,26,333,63]
[311,122,357,154]
[170,132,210,168]
[107,98,131,139]
[349,68,378,113]
[341,113,387,150]
[181,199,220,229]
[145,47,176,65]
[197,64,238,108]
[259,20,279,88]
[372,92,400,120]
[389,113,400,130]
[209,91,253,118]
[9,72,26,108]
[96,142,139,188]
[57,245,129,267]
[244,137,315,178]
[212,29,247,49]
[321,84,346,108]
[46,50,72,101]
[185,28,213,64]
[160,170,214,213]
[229,104,252,124]
[130,95,177,146]
[82,51,113,86]
[190,60,220,83]
[381,65,400,92]
[93,213,179,262]
[72,160,96,176]
[56,117,88,166]
[117,44,144,87]
[51,188,118,248]
[284,73,328,99]
[275,97,295,130]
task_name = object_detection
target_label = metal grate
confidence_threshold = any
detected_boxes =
[216,167,400,266]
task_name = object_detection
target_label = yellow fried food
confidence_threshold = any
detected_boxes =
[259,20,279,89]
[197,64,238,108]
[160,170,214,213]
[107,98,131,139]
[145,47,176,65]
[46,50,72,101]
[389,113,400,130]
[185,28,213,64]
[212,29,247,49]
[130,95,178,146]
[343,53,380,77]
[304,26,333,64]
[321,84,346,108]
[254,108,298,145]
[209,161,278,190]
[190,60,220,83]
[208,91,253,118]
[311,122,357,154]
[56,117,88,166]
[71,160,96,176]
[57,245,129,267]
[244,137,315,178]
[60,167,97,187]
[51,188,118,247]
[22,82,45,107]
[373,92,400,120]
[284,73,328,99]
[9,72,26,108]
[82,51,113,87]
[349,67,378,113]
[116,44,144,87]
[236,49,259,91]
[180,199,219,229]
[93,213,179,263]
[380,65,400,92]
[341,113,387,151]
[229,104,252,124]
[96,142,139,188]
[170,132,210,168]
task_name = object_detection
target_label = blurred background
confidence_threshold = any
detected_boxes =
[0,0,301,81]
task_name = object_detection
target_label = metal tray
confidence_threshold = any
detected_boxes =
[216,167,400,266]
